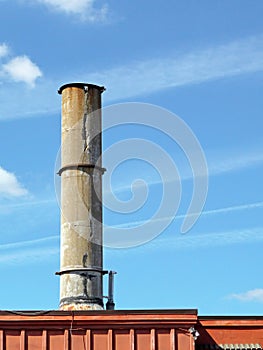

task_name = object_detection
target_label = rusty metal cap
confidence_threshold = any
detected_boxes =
[58,82,106,94]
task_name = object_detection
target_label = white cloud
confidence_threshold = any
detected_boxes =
[0,43,9,58]
[2,56,42,87]
[0,167,28,197]
[36,0,108,22]
[228,289,263,303]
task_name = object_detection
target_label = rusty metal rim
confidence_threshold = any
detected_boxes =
[58,83,106,95]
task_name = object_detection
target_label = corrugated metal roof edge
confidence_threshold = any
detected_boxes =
[199,316,263,320]
[0,309,198,328]
[0,309,198,316]
[2,311,263,319]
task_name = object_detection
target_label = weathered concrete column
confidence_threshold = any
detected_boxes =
[57,83,105,310]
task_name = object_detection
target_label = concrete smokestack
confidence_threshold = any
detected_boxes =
[57,83,105,310]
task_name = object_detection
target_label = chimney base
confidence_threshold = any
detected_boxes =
[60,303,103,311]
[59,297,103,310]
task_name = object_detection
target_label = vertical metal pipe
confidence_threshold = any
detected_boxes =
[57,83,105,310]
[108,271,114,302]
[106,271,116,310]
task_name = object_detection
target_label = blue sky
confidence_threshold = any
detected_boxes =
[0,0,263,314]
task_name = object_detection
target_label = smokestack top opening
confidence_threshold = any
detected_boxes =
[58,82,105,95]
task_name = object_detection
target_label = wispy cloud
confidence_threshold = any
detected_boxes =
[105,201,263,229]
[0,226,262,265]
[1,226,262,264]
[105,226,263,252]
[168,227,263,249]
[208,150,263,176]
[0,43,9,58]
[104,148,263,200]
[0,236,59,265]
[2,55,42,88]
[1,35,263,117]
[103,200,263,248]
[192,201,263,217]
[0,202,261,263]
[36,0,108,22]
[89,35,263,101]
[116,202,263,228]
[0,167,28,198]
[228,289,263,303]
[0,198,55,211]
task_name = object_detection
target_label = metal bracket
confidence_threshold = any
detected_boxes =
[55,268,108,276]
[57,163,106,176]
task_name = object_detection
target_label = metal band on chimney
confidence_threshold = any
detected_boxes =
[56,268,108,276]
[57,164,106,176]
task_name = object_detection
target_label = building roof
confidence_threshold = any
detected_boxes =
[0,310,262,350]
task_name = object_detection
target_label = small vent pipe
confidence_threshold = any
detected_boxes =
[106,271,117,310]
